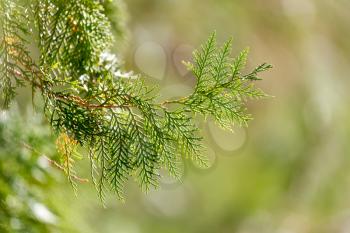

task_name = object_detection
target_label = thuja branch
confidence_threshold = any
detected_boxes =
[0,0,271,201]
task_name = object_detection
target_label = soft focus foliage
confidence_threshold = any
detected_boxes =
[0,107,74,232]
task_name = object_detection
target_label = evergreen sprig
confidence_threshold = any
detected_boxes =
[0,0,271,201]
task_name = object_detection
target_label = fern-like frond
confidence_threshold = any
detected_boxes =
[191,32,217,90]
[95,135,110,203]
[164,110,206,166]
[180,35,272,130]
[232,47,249,78]
[106,112,133,199]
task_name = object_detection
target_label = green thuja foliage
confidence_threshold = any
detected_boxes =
[0,0,271,201]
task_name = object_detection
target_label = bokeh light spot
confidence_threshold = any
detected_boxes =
[134,41,167,80]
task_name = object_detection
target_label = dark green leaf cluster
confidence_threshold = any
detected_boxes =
[36,0,113,76]
[0,0,271,201]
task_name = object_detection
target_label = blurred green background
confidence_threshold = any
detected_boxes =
[2,0,350,232]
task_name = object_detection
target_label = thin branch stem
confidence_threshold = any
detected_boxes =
[22,142,89,183]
